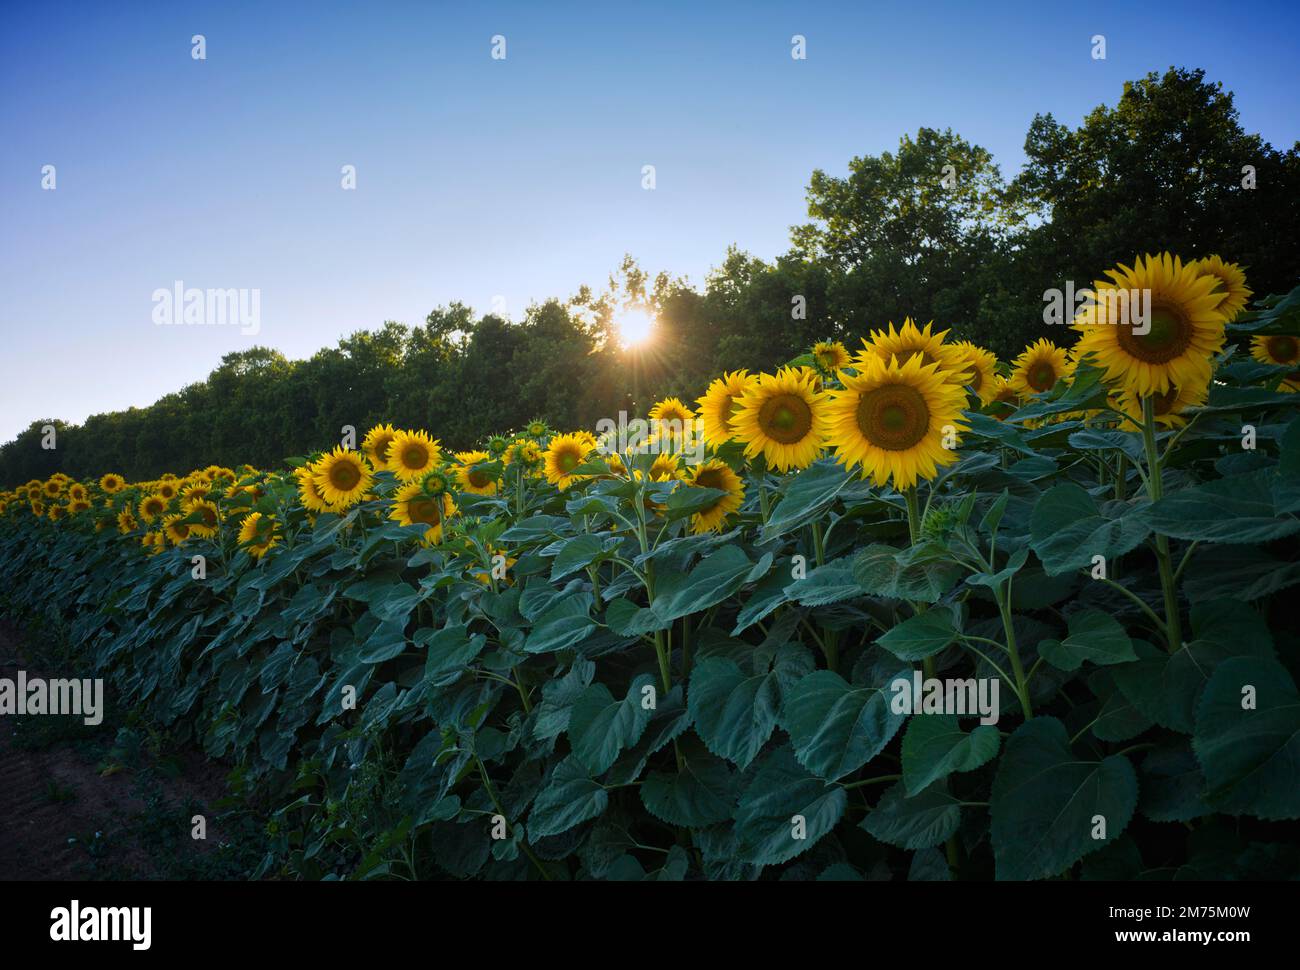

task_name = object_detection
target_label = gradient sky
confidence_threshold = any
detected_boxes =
[2,0,1298,444]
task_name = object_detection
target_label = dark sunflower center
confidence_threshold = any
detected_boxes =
[1266,335,1299,365]
[856,384,931,451]
[1028,362,1057,392]
[468,468,491,488]
[694,468,725,491]
[1152,385,1180,416]
[408,498,442,526]
[1118,302,1192,365]
[758,393,813,444]
[373,437,395,461]
[403,445,429,469]
[200,506,218,527]
[330,461,362,491]
[558,450,581,473]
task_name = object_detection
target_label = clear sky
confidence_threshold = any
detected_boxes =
[2,0,1297,444]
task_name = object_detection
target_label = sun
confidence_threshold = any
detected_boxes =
[615,307,655,348]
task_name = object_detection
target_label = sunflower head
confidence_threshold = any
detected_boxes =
[1072,253,1228,396]
[525,419,549,439]
[185,498,221,538]
[543,433,594,490]
[1009,338,1072,397]
[686,459,745,534]
[811,341,851,372]
[856,318,964,375]
[313,447,374,508]
[825,354,968,490]
[453,450,498,495]
[949,341,1000,405]
[295,466,335,513]
[486,434,510,457]
[385,430,441,481]
[731,367,829,472]
[1116,379,1209,430]
[99,473,125,494]
[68,483,88,502]
[420,468,452,498]
[696,370,755,448]
[238,511,280,559]
[116,508,138,533]
[1251,334,1300,391]
[362,423,400,469]
[162,513,191,545]
[389,483,457,545]
[1193,255,1252,323]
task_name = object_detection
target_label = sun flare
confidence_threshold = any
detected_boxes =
[615,307,655,348]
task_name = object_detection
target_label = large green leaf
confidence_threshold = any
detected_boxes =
[528,756,608,839]
[852,541,962,602]
[1193,657,1300,820]
[990,717,1138,881]
[652,546,754,623]
[687,657,781,770]
[1142,469,1300,543]
[759,459,852,540]
[733,745,847,866]
[640,748,739,827]
[861,780,960,850]
[523,592,596,654]
[1037,609,1136,671]
[877,609,958,661]
[567,673,656,775]
[901,714,1000,795]
[779,669,907,781]
[1029,483,1150,576]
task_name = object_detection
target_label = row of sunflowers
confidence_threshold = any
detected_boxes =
[1,251,1298,881]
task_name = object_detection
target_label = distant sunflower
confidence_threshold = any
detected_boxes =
[1009,339,1071,397]
[1116,380,1208,430]
[856,319,964,375]
[137,494,167,523]
[686,459,745,534]
[180,482,212,507]
[99,473,125,494]
[68,483,88,503]
[142,530,166,555]
[1193,255,1252,323]
[116,508,138,534]
[314,447,373,508]
[186,499,221,539]
[363,423,401,470]
[731,367,830,472]
[42,479,63,498]
[49,504,68,521]
[812,341,851,372]
[949,341,1000,405]
[69,499,91,514]
[389,483,456,545]
[156,481,179,501]
[544,433,594,490]
[453,450,498,495]
[238,511,280,559]
[696,370,755,448]
[525,419,549,439]
[649,397,695,426]
[825,355,968,490]
[1072,253,1227,397]
[386,430,441,481]
[505,438,543,470]
[649,453,682,482]
[30,501,46,517]
[1251,334,1300,391]
[486,434,510,458]
[295,466,335,513]
[162,514,191,545]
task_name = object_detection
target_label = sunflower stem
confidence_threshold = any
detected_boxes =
[1140,396,1184,653]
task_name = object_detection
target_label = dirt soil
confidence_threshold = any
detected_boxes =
[0,622,236,880]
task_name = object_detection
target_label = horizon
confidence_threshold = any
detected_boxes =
[3,0,1300,444]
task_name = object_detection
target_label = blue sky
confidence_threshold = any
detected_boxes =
[2,0,1297,444]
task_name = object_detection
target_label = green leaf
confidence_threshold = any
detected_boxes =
[852,541,962,602]
[877,610,958,661]
[1037,609,1136,671]
[523,592,596,654]
[1142,470,1300,543]
[862,780,960,850]
[733,745,847,866]
[640,749,739,827]
[760,459,852,539]
[357,618,408,663]
[1138,743,1210,823]
[1029,483,1150,576]
[549,533,618,581]
[528,756,608,839]
[779,669,908,781]
[567,674,656,775]
[652,546,753,623]
[990,717,1138,881]
[901,714,1000,795]
[687,657,781,770]
[785,562,861,606]
[1193,657,1300,820]
[416,624,487,680]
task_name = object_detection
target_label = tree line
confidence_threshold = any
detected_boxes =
[3,68,1297,486]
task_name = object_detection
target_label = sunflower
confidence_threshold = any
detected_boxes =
[453,450,498,495]
[156,481,179,501]
[812,341,851,372]
[385,430,441,482]
[238,511,280,559]
[1251,334,1300,391]
[68,483,88,503]
[313,447,373,507]
[142,530,166,555]
[180,482,213,507]
[99,473,125,494]
[137,493,167,523]
[389,483,456,545]
[505,438,543,470]
[649,453,682,482]
[525,419,549,439]
[162,513,191,545]
[69,499,91,514]
[185,498,221,539]
[295,466,335,513]
[116,508,138,533]
[856,319,965,375]
[1115,379,1209,430]
[949,341,1000,405]
[686,459,745,534]
[825,355,968,490]
[362,423,401,469]
[649,397,695,426]
[731,367,830,472]
[30,500,46,517]
[1193,255,1252,323]
[486,434,510,458]
[42,479,63,498]
[544,433,594,490]
[49,504,68,521]
[1009,339,1072,397]
[696,370,754,448]
[1072,253,1227,397]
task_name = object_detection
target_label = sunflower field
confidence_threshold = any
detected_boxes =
[2,253,1299,881]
